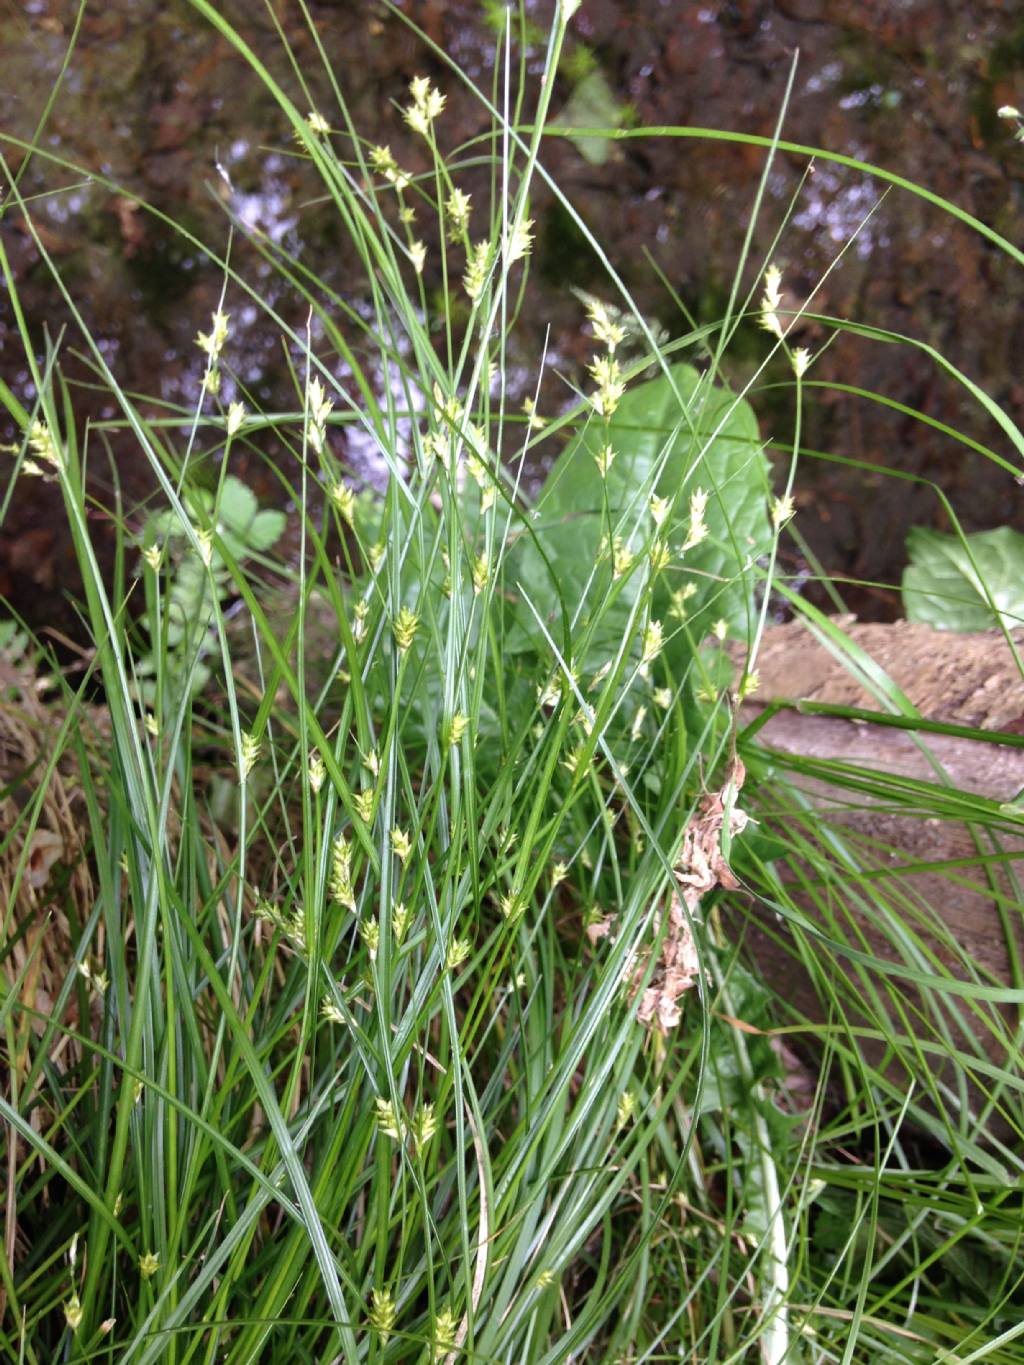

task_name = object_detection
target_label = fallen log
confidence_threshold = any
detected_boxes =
[731,620,1024,1131]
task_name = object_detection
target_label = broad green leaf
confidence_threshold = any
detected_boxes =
[509,363,770,667]
[246,508,287,552]
[146,476,284,560]
[902,525,1024,631]
[137,476,286,706]
[553,69,627,166]
[218,475,259,532]
[166,556,211,646]
[216,476,286,557]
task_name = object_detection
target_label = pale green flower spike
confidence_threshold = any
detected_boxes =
[738,669,760,701]
[404,75,445,136]
[321,996,344,1025]
[588,353,625,417]
[537,675,560,709]
[375,1096,401,1139]
[759,263,784,338]
[139,1251,160,1280]
[612,537,634,579]
[352,599,369,643]
[391,827,412,862]
[649,493,670,527]
[563,747,586,777]
[446,936,471,971]
[499,889,522,922]
[681,488,709,553]
[330,833,355,909]
[196,309,229,358]
[26,419,62,475]
[360,917,380,960]
[307,750,326,794]
[393,901,411,944]
[505,217,534,265]
[586,297,627,352]
[393,607,419,652]
[465,451,487,487]
[411,1102,437,1151]
[433,1306,459,1361]
[446,186,472,240]
[330,481,356,525]
[670,582,698,620]
[594,442,615,476]
[368,1286,397,1342]
[370,144,411,191]
[791,346,812,379]
[771,493,796,529]
[447,712,468,747]
[463,240,490,302]
[240,732,261,780]
[306,376,334,455]
[616,1090,636,1129]
[523,395,546,429]
[649,539,670,575]
[472,553,489,595]
[589,660,612,691]
[285,908,307,952]
[641,619,664,665]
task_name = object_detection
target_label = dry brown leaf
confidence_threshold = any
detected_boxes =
[634,888,701,1033]
[716,1012,770,1036]
[632,760,748,1034]
[585,913,615,945]
[25,828,64,888]
[676,758,748,909]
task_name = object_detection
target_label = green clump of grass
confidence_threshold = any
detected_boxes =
[1,3,1024,1362]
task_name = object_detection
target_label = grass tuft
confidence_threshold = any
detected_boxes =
[1,4,1023,1362]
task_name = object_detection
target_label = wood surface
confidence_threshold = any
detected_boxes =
[731,620,1024,1127]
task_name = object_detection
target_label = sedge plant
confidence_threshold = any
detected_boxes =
[1,3,1024,1363]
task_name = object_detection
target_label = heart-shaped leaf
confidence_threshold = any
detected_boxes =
[902,526,1024,631]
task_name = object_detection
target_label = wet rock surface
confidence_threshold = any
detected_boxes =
[2,0,1024,636]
